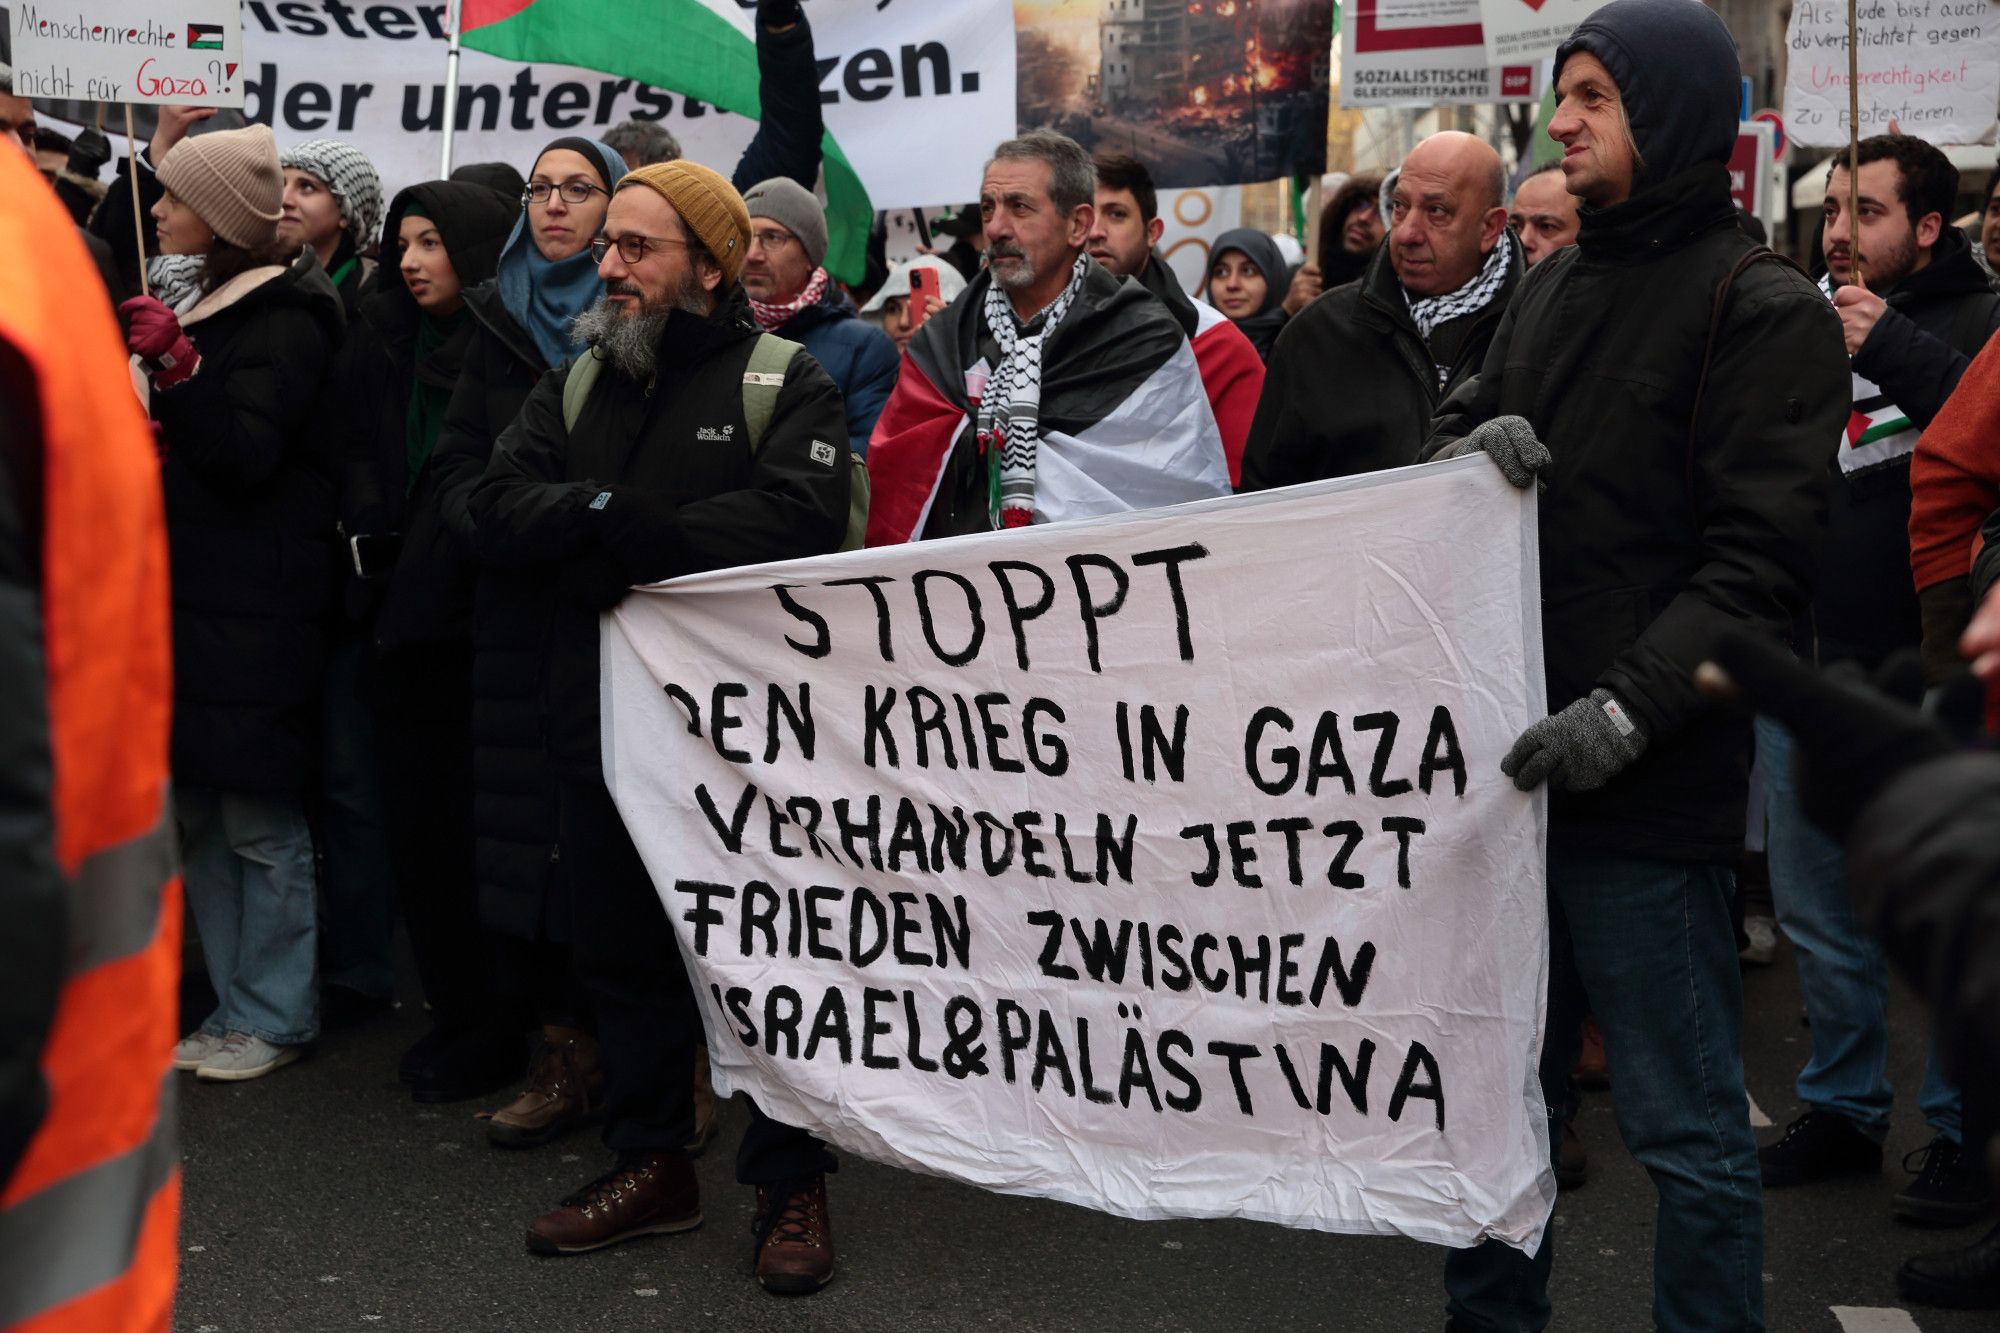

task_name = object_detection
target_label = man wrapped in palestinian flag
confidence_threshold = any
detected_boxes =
[865,130,1232,545]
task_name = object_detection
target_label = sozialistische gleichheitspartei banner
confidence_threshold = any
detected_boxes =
[603,457,1555,1251]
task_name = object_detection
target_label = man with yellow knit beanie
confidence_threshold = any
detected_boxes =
[470,158,852,1295]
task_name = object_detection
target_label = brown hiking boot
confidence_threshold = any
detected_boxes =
[687,1044,718,1155]
[525,1151,701,1256]
[752,1174,834,1294]
[488,1026,603,1149]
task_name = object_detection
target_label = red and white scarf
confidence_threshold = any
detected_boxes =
[748,267,830,331]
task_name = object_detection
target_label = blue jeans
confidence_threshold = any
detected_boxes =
[316,636,398,1001]
[1444,845,1764,1332]
[1757,717,1960,1142]
[179,786,321,1045]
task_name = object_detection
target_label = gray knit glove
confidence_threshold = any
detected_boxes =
[1434,415,1551,490]
[1501,690,1649,792]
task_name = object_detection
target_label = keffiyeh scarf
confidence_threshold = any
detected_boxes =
[749,267,831,331]
[1405,232,1515,384]
[147,253,206,315]
[977,252,1089,529]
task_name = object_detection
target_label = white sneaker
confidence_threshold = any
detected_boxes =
[173,1031,226,1071]
[1740,914,1778,966]
[195,1032,303,1082]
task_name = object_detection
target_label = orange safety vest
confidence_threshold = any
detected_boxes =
[0,154,180,1330]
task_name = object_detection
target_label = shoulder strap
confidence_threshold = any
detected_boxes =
[742,333,802,453]
[561,348,603,433]
[1687,245,1808,488]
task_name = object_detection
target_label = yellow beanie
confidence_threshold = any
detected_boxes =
[619,160,753,288]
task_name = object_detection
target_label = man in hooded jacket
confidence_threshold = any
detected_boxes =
[1419,3,1849,1328]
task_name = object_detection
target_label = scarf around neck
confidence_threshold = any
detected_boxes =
[749,267,830,331]
[977,252,1089,529]
[1404,232,1514,379]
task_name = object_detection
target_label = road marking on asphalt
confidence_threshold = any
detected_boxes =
[1746,1091,1774,1128]
[1831,1307,1922,1332]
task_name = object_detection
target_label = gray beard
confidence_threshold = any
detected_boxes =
[989,248,1037,291]
[571,279,712,381]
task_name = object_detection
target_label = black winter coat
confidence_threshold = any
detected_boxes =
[1424,163,1849,862]
[1818,227,2000,667]
[469,292,851,781]
[1242,239,1520,490]
[432,284,566,940]
[154,252,345,793]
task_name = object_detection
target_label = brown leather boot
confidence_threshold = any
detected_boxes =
[488,1027,604,1149]
[525,1151,701,1256]
[686,1044,718,1155]
[752,1174,834,1294]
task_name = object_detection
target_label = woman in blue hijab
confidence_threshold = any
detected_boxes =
[494,135,627,367]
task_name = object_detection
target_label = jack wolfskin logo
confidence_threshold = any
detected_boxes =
[696,425,735,442]
[809,440,838,467]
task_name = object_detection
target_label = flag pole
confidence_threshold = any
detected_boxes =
[124,104,149,298]
[439,0,464,178]
[1847,0,1863,288]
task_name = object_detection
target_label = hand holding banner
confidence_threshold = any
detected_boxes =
[602,459,1556,1250]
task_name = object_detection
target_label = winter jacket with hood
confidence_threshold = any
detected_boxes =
[1422,0,1850,863]
[1243,234,1521,491]
[769,285,900,458]
[335,180,517,652]
[468,289,851,782]
[152,249,347,793]
[1817,225,2000,669]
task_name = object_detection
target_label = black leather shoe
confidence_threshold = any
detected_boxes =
[1759,1109,1881,1187]
[1897,1221,2000,1309]
[1895,1135,1994,1227]
[402,1024,527,1103]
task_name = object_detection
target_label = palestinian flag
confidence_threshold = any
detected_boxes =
[187,24,224,50]
[866,263,1231,545]
[1842,370,1917,476]
[461,0,871,282]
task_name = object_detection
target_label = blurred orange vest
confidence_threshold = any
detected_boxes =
[0,151,180,1331]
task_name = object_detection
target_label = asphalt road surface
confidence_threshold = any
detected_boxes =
[173,927,1992,1332]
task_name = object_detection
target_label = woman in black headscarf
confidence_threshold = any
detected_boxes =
[1207,227,1290,362]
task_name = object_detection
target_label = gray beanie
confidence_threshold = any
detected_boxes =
[157,124,284,250]
[279,138,385,249]
[741,177,828,270]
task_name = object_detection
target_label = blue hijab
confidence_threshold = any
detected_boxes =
[495,136,626,368]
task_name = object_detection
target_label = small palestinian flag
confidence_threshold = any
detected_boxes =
[187,24,224,49]
[1842,372,1917,476]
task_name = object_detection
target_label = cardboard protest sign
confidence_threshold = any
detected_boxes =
[11,0,244,106]
[602,459,1556,1251]
[1477,0,1592,65]
[1341,0,1542,107]
[1784,0,2000,147]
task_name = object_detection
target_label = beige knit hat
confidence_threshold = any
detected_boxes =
[158,124,284,251]
[619,160,753,288]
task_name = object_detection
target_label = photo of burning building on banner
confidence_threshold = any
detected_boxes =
[1015,0,1332,185]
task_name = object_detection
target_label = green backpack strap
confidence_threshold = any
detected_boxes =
[561,348,604,433]
[741,333,800,453]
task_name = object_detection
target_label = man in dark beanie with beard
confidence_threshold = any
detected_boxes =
[470,159,852,1295]
[1422,2,1848,1328]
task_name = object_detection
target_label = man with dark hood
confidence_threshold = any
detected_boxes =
[1282,171,1387,312]
[1419,2,1849,1328]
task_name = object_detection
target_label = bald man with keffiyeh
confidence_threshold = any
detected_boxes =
[865,130,1230,544]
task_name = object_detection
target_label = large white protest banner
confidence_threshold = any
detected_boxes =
[601,459,1556,1250]
[1477,0,1591,66]
[11,0,244,106]
[1341,0,1543,108]
[1784,0,2000,148]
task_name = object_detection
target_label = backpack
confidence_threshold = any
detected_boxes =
[561,331,869,552]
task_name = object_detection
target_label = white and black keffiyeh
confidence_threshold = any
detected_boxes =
[279,139,385,250]
[147,253,206,315]
[977,252,1090,529]
[1405,231,1515,383]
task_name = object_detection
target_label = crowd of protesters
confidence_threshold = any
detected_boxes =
[8,0,2000,1323]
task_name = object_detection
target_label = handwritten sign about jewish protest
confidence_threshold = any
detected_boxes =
[602,460,1556,1250]
[11,0,245,107]
[1784,0,2000,147]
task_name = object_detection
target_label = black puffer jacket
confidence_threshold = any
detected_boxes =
[469,290,851,780]
[1242,237,1520,490]
[154,251,345,793]
[335,181,516,651]
[431,283,565,940]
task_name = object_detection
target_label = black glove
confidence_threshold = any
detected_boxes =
[1704,631,1960,838]
[589,486,684,588]
[560,547,637,611]
[66,128,112,179]
[757,0,805,29]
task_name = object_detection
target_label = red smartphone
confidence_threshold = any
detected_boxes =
[908,266,941,328]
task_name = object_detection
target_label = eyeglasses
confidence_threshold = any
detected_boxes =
[590,234,692,264]
[522,180,607,207]
[751,228,797,252]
